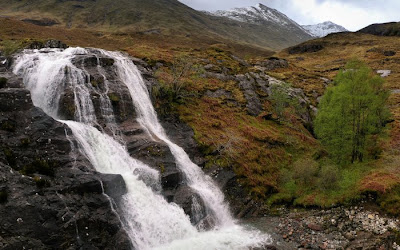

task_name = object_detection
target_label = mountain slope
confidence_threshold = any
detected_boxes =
[302,21,348,37]
[358,22,400,37]
[0,0,312,50]
[208,4,312,41]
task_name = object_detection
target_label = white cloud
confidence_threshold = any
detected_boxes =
[179,0,400,31]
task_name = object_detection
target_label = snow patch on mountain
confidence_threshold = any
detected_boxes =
[208,3,306,31]
[302,21,348,37]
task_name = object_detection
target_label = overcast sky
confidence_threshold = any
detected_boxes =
[179,0,399,31]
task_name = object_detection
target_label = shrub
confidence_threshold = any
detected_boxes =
[318,164,339,191]
[292,158,319,186]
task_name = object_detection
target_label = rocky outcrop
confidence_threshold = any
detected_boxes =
[255,57,289,71]
[0,67,131,249]
[26,39,68,50]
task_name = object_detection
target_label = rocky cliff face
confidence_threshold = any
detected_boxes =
[0,51,132,249]
[0,42,218,249]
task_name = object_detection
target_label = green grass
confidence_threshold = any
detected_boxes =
[0,39,28,56]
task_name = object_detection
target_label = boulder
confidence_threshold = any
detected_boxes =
[173,186,211,228]
[99,173,127,199]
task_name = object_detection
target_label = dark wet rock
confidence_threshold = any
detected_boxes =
[251,245,277,250]
[0,88,32,112]
[288,43,324,54]
[224,177,269,218]
[159,115,206,168]
[58,89,75,120]
[0,69,24,88]
[61,174,104,195]
[0,82,132,249]
[161,170,183,190]
[73,55,114,67]
[26,39,68,50]
[45,40,68,49]
[173,186,210,227]
[99,173,127,200]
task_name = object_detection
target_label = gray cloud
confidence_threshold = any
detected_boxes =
[179,0,400,31]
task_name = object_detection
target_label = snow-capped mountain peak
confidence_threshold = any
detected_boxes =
[210,3,302,29]
[207,3,312,41]
[302,21,348,37]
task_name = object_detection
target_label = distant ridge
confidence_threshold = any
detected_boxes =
[302,21,348,38]
[358,22,400,36]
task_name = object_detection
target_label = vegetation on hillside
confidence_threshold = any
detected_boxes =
[1,16,400,217]
[315,60,390,164]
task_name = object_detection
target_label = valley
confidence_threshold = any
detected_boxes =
[0,0,400,249]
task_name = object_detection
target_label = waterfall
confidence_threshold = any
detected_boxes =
[13,47,270,249]
[100,50,233,227]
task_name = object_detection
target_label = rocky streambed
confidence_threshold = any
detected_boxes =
[245,204,400,250]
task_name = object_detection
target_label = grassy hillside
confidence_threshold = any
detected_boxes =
[0,17,273,58]
[0,0,312,50]
[359,22,400,37]
[1,17,400,216]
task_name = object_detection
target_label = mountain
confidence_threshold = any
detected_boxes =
[0,0,312,51]
[208,4,312,41]
[302,21,348,37]
[358,22,400,36]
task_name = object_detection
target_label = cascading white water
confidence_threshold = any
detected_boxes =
[13,47,270,249]
[100,50,233,227]
[64,121,197,249]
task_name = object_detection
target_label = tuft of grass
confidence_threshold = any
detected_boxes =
[108,93,120,103]
[33,176,50,188]
[378,186,400,216]
[21,158,56,177]
[1,120,16,132]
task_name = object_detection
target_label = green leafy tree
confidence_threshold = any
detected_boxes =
[315,60,390,164]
